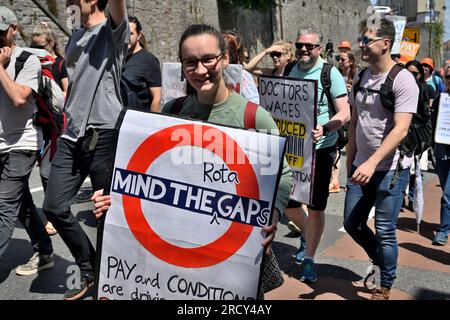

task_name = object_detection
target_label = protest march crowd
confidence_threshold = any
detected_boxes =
[0,0,448,301]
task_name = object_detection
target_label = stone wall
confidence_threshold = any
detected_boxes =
[4,0,373,66]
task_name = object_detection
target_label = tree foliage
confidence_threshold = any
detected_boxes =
[218,0,277,11]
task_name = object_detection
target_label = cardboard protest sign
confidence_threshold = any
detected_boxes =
[161,63,243,105]
[435,93,450,145]
[161,63,186,106]
[399,41,421,64]
[386,15,407,55]
[259,75,317,205]
[96,110,287,300]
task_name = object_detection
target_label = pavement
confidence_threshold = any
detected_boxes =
[0,155,449,300]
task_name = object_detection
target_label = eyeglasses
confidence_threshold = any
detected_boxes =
[270,51,283,58]
[357,36,384,46]
[335,56,348,62]
[295,42,321,51]
[181,51,224,72]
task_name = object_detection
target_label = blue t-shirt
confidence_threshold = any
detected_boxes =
[288,60,347,149]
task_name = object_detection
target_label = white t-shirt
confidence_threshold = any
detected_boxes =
[0,47,43,153]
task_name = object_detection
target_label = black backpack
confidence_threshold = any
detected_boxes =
[353,64,432,186]
[284,61,349,165]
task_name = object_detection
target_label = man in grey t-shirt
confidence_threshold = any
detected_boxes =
[0,6,55,273]
[42,0,129,300]
[344,18,418,300]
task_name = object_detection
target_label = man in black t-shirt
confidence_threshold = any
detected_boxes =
[121,16,161,112]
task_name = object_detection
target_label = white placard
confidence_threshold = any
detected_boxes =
[97,110,287,300]
[259,75,317,205]
[435,93,450,145]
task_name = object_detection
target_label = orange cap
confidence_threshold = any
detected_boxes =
[338,40,352,50]
[420,57,434,70]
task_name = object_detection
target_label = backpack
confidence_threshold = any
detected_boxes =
[353,64,432,186]
[15,50,66,161]
[284,61,349,165]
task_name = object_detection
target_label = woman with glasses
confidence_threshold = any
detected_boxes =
[244,40,295,77]
[92,24,293,299]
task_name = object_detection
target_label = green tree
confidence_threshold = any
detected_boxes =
[218,0,276,11]
[432,21,444,67]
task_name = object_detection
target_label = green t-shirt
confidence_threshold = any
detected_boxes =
[162,92,292,215]
[288,60,347,149]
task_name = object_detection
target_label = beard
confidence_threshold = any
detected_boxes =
[298,54,318,70]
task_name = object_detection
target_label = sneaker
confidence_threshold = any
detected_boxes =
[370,287,391,300]
[432,232,448,246]
[299,258,317,283]
[16,253,54,276]
[64,275,95,300]
[293,235,307,264]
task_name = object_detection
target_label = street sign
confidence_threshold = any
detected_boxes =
[403,27,421,44]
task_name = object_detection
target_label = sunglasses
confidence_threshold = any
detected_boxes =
[335,56,348,62]
[30,43,47,50]
[410,71,420,79]
[357,36,384,46]
[295,42,321,51]
[270,51,283,58]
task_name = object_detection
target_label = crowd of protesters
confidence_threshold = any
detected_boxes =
[0,0,448,301]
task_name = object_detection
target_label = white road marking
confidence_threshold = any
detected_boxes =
[30,177,91,194]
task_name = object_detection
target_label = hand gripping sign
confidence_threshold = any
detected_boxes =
[259,75,317,205]
[96,110,286,300]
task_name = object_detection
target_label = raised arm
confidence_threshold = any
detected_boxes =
[109,0,127,27]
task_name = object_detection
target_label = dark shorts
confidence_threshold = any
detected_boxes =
[287,146,336,211]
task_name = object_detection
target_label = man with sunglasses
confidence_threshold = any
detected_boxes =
[284,29,350,283]
[0,6,55,273]
[345,19,418,300]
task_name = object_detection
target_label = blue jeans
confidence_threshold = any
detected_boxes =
[344,166,409,288]
[434,144,450,235]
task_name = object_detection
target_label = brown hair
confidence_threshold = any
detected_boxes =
[32,22,63,57]
[359,18,395,50]
[222,30,245,65]
[338,49,357,81]
[178,24,227,96]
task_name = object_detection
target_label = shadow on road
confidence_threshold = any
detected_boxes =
[76,210,98,228]
[397,216,439,241]
[398,242,450,266]
[414,288,450,300]
[0,238,75,296]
